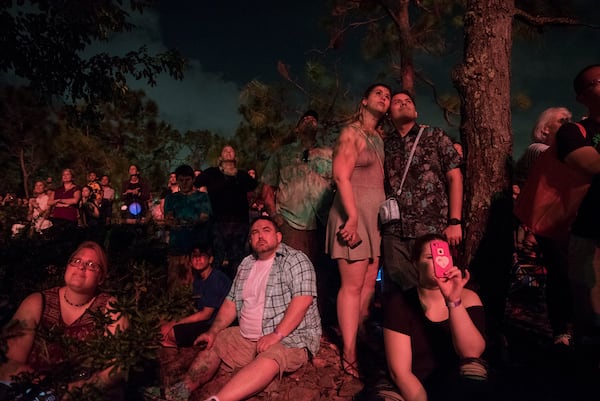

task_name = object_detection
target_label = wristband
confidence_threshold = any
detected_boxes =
[446,299,462,308]
[273,329,284,340]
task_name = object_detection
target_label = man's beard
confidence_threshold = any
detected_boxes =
[298,122,317,137]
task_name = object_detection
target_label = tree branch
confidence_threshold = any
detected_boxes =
[415,70,460,127]
[514,8,600,29]
[312,15,386,55]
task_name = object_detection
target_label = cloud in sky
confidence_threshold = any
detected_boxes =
[97,9,243,137]
[5,0,599,157]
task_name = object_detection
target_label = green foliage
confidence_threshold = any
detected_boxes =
[94,90,184,189]
[0,0,185,124]
[0,86,55,196]
[0,87,184,195]
[512,92,533,111]
[183,129,219,170]
[0,227,195,400]
[235,61,357,169]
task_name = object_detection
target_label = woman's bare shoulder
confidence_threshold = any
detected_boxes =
[12,292,44,323]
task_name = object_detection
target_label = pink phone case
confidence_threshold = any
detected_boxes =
[430,240,453,278]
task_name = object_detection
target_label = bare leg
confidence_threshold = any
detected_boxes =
[181,348,222,393]
[359,257,380,323]
[337,258,369,376]
[215,357,279,401]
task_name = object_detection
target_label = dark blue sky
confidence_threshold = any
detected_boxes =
[127,1,600,156]
[157,0,330,85]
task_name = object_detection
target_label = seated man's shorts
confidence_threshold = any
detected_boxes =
[213,326,308,378]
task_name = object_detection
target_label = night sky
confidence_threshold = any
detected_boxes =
[156,0,329,85]
[8,1,599,157]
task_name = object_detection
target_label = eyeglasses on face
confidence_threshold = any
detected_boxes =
[68,257,102,273]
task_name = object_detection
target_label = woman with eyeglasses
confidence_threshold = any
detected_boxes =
[0,241,128,400]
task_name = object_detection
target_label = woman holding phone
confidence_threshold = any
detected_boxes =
[326,83,391,379]
[382,233,488,401]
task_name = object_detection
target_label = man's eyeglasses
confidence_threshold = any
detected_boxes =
[68,257,102,273]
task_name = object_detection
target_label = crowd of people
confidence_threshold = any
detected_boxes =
[1,63,600,401]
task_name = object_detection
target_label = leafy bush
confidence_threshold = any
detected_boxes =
[0,224,195,400]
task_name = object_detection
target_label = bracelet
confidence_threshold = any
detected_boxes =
[273,329,284,340]
[446,299,462,308]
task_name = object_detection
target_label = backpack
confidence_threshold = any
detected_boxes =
[513,123,591,243]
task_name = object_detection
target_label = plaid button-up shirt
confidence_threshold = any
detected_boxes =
[226,243,321,356]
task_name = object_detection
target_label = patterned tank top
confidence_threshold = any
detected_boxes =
[27,287,111,373]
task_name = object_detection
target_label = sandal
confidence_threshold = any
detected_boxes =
[341,356,361,380]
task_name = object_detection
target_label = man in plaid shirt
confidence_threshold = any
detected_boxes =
[164,216,321,401]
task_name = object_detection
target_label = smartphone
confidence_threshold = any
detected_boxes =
[339,224,362,249]
[430,240,453,278]
[347,233,363,249]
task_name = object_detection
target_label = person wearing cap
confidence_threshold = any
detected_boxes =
[162,216,321,401]
[160,244,231,348]
[261,109,335,321]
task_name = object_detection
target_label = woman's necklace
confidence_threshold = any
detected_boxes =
[63,290,95,308]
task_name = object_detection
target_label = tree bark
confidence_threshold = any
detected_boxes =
[395,0,416,94]
[452,0,514,266]
[452,1,517,335]
[19,147,30,199]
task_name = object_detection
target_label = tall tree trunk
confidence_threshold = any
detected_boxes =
[452,0,515,335]
[20,147,30,199]
[452,0,514,263]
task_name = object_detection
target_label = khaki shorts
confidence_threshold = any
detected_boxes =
[213,326,308,377]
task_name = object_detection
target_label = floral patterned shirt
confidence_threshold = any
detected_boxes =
[383,124,462,238]
[261,141,333,230]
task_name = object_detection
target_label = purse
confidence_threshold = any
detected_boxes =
[379,126,426,225]
[513,122,591,243]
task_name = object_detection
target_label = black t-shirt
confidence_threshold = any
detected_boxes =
[194,167,257,223]
[556,119,600,238]
[383,288,485,383]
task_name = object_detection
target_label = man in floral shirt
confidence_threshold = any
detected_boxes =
[382,91,463,291]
